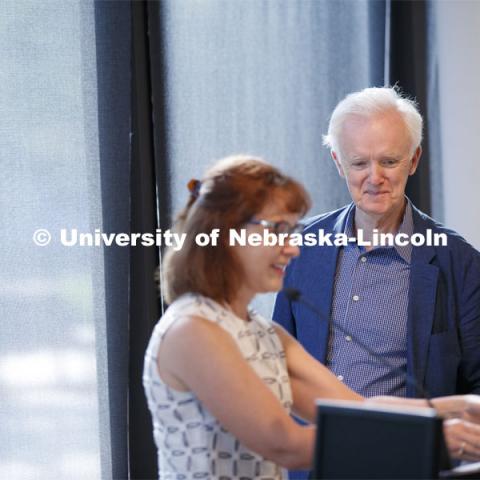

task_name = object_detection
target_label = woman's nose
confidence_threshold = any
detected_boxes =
[282,237,300,258]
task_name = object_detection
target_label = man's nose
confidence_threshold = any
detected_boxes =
[369,163,384,184]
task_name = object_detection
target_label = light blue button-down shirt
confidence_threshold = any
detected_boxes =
[326,200,414,397]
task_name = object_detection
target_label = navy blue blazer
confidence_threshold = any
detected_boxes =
[273,203,480,397]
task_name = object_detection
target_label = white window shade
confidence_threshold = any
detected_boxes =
[0,2,105,478]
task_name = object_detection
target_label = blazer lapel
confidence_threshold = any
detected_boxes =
[408,207,439,397]
[293,206,351,363]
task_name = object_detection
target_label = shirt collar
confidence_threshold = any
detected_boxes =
[344,198,413,264]
[395,200,414,263]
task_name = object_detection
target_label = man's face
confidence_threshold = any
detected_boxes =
[332,110,421,219]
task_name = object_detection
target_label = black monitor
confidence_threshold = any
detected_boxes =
[313,399,451,479]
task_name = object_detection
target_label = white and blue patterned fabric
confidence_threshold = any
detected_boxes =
[326,201,414,397]
[143,293,292,480]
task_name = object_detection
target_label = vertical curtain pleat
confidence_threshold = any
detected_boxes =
[94,1,132,478]
[129,2,161,479]
[389,0,432,214]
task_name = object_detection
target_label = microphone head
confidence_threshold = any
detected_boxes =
[282,287,302,302]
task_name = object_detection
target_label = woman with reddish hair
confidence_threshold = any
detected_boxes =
[144,155,480,480]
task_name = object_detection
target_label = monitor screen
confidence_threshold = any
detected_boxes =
[313,400,450,479]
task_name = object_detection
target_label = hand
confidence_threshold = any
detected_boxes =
[432,394,480,423]
[462,395,480,424]
[444,418,480,462]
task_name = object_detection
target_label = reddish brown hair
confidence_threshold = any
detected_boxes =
[161,155,311,304]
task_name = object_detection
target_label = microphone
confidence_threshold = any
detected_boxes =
[282,287,436,410]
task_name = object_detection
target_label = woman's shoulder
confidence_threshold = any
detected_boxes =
[146,294,233,370]
[164,292,229,322]
[153,293,233,340]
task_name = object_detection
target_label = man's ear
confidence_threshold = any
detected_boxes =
[331,151,346,178]
[409,146,422,175]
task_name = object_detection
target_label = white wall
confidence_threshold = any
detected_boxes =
[435,0,480,249]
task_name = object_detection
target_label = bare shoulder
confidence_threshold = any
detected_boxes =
[273,322,296,348]
[161,313,234,353]
[273,322,289,336]
[157,314,237,391]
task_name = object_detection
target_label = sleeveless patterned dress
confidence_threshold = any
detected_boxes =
[143,293,293,480]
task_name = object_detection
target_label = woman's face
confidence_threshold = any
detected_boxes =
[232,202,301,300]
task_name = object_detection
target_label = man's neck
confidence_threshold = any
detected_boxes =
[354,200,407,243]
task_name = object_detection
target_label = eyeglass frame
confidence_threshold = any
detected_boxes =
[247,218,304,236]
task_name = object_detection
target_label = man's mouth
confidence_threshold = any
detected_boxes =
[365,191,389,196]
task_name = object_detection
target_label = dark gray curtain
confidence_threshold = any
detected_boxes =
[129,2,162,479]
[388,0,437,216]
[94,1,131,478]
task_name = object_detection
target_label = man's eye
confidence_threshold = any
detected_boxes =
[382,159,398,166]
[352,162,366,168]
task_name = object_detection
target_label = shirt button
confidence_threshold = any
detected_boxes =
[345,335,352,342]
[337,375,344,381]
[361,256,367,263]
[352,295,360,301]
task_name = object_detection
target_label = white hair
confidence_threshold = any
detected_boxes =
[323,87,423,156]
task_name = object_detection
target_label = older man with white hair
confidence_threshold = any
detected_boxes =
[274,87,480,402]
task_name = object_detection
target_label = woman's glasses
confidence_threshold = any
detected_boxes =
[248,219,304,236]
